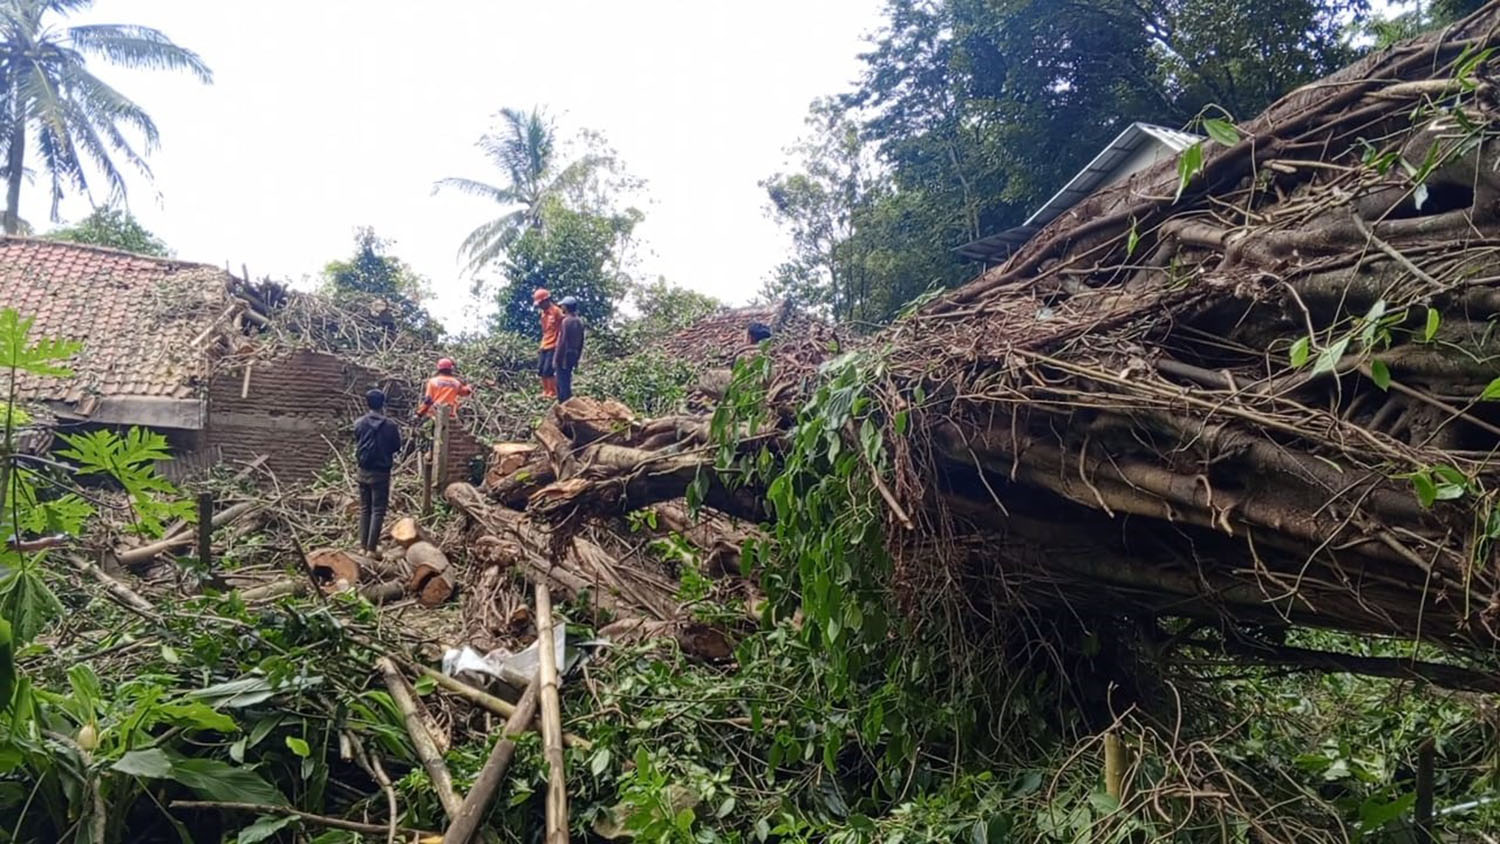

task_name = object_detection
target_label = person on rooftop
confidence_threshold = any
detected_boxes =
[534,288,563,398]
[417,357,472,419]
[555,296,585,402]
[353,389,401,554]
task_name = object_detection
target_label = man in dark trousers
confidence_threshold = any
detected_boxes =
[555,296,586,402]
[354,389,401,554]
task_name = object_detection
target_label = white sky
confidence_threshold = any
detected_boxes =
[25,1,885,331]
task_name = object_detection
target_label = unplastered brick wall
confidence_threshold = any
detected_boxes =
[204,350,486,487]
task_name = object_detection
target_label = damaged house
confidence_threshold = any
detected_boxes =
[0,237,482,484]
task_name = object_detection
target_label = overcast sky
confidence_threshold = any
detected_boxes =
[27,1,885,331]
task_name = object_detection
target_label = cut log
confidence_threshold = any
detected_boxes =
[490,443,537,477]
[306,548,361,591]
[405,541,455,607]
[485,451,555,509]
[389,517,425,548]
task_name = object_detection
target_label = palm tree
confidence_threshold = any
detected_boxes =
[0,0,211,234]
[436,107,602,273]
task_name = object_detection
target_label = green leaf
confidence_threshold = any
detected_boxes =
[590,748,611,777]
[237,815,295,844]
[157,702,237,733]
[1312,337,1350,376]
[169,756,286,805]
[113,748,174,778]
[1481,377,1500,401]
[1359,791,1417,831]
[1203,118,1240,146]
[1125,218,1140,257]
[412,674,437,696]
[1175,142,1205,202]
[1370,360,1391,391]
[1423,308,1441,342]
[0,618,12,714]
[0,309,80,377]
[1433,465,1467,487]
[1289,336,1311,368]
[1411,473,1438,509]
[285,736,310,757]
[1434,483,1466,502]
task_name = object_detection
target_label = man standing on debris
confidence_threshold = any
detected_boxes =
[417,357,472,419]
[534,288,564,398]
[731,321,773,367]
[555,296,585,402]
[354,389,401,554]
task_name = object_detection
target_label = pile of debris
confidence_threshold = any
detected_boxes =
[656,299,839,369]
[459,4,1500,692]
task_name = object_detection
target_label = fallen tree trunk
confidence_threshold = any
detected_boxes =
[447,482,677,621]
[116,501,260,567]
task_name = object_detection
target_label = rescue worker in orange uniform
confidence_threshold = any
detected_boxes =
[534,288,564,398]
[417,357,472,419]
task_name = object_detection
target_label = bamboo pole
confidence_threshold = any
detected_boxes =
[442,676,541,844]
[435,403,451,493]
[411,664,591,750]
[376,657,462,820]
[536,582,569,843]
[1104,730,1125,801]
[421,452,434,517]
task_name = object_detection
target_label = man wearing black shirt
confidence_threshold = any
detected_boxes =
[353,389,402,554]
[555,296,585,402]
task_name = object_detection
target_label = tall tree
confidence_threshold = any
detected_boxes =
[436,107,625,276]
[44,206,168,256]
[0,0,211,234]
[761,102,881,321]
[493,198,640,337]
[322,227,438,336]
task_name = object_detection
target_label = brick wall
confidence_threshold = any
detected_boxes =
[202,350,487,487]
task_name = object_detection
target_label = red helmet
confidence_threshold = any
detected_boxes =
[532,288,551,304]
[436,357,455,371]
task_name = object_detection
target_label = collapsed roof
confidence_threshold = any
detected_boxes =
[0,237,254,428]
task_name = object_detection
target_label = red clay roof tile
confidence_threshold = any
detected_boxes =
[0,237,235,407]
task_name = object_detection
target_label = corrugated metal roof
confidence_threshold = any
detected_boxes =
[955,122,1203,262]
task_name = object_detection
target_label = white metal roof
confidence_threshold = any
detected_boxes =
[955,122,1202,262]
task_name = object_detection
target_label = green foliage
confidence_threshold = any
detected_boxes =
[494,197,640,336]
[575,349,697,417]
[321,227,441,337]
[57,427,195,537]
[0,0,212,232]
[44,207,171,256]
[762,0,1373,325]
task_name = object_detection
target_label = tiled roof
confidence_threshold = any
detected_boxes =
[658,300,834,368]
[0,237,233,406]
